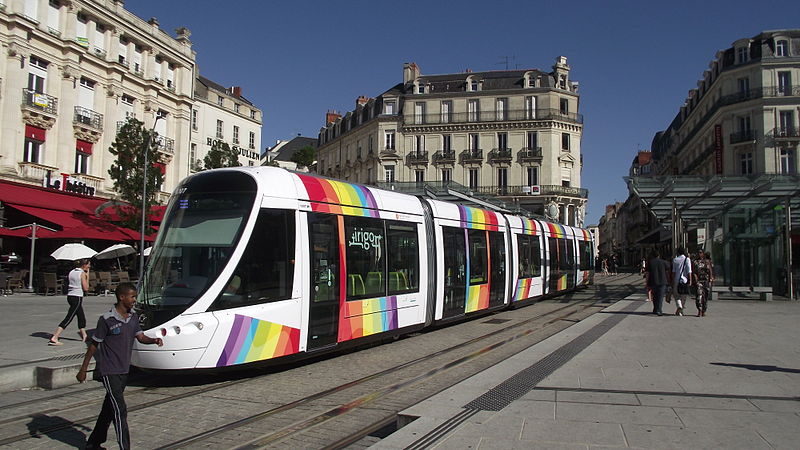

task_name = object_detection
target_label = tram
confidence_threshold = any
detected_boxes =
[132,167,594,370]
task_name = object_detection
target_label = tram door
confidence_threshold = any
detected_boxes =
[488,231,506,307]
[307,213,340,351]
[442,226,467,318]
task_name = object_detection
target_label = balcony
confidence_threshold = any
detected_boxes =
[518,147,543,162]
[155,135,175,155]
[22,89,58,115]
[730,129,756,144]
[92,46,107,59]
[487,148,513,164]
[432,150,456,164]
[770,127,800,145]
[459,149,483,164]
[406,151,429,165]
[405,108,584,126]
[74,106,103,130]
[473,184,588,198]
[47,27,61,37]
[19,162,59,181]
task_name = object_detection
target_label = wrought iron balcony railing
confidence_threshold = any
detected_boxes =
[729,129,756,144]
[155,135,175,154]
[459,149,483,164]
[74,106,103,129]
[432,150,456,163]
[22,89,58,115]
[473,184,589,198]
[487,148,513,163]
[772,127,800,139]
[405,108,583,126]
[92,46,107,58]
[406,151,429,164]
[518,147,543,162]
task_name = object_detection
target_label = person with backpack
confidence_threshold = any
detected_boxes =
[671,247,692,316]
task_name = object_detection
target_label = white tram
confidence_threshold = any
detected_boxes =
[132,167,594,370]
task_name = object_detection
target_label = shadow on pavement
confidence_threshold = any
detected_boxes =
[26,413,91,447]
[710,362,800,374]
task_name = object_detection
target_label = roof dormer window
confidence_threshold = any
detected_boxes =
[466,76,480,92]
[776,39,789,57]
[415,82,426,94]
[736,46,748,64]
[524,72,537,88]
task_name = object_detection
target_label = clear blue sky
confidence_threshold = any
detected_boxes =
[126,0,800,225]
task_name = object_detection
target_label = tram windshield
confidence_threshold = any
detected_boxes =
[138,172,257,314]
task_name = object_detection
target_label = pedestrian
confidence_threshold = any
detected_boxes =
[49,259,90,345]
[671,247,692,316]
[609,256,617,275]
[692,250,715,317]
[77,282,164,450]
[646,250,670,316]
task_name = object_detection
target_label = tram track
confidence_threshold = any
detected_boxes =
[0,280,638,448]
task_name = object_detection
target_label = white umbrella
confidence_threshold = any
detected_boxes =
[143,246,153,256]
[51,243,97,261]
[95,243,136,269]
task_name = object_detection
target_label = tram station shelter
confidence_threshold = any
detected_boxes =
[625,174,799,299]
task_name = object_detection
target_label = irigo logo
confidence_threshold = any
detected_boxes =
[348,228,382,251]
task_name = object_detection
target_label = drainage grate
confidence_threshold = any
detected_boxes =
[482,318,511,324]
[52,354,84,362]
[464,301,639,411]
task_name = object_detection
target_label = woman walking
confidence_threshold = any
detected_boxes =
[49,259,90,345]
[693,250,714,317]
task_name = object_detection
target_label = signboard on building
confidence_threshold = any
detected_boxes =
[206,138,260,161]
[714,124,723,174]
[43,171,96,196]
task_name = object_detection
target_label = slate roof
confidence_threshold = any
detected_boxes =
[195,75,255,106]
[272,137,317,162]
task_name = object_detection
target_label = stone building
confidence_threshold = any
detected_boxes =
[315,58,588,225]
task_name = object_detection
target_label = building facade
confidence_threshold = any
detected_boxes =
[651,30,799,177]
[189,76,261,172]
[316,58,588,226]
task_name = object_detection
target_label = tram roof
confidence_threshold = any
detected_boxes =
[624,174,800,227]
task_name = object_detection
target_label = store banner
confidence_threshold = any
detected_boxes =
[714,124,723,174]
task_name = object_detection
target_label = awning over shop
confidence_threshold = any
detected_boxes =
[0,179,105,215]
[76,139,93,155]
[25,125,46,141]
[625,174,800,228]
[5,204,149,241]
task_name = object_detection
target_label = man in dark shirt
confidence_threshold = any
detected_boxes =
[77,282,163,450]
[646,250,671,316]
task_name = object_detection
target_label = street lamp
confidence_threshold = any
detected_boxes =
[139,116,162,283]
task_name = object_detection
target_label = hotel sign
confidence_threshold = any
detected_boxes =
[43,171,96,196]
[714,124,723,174]
[206,138,260,160]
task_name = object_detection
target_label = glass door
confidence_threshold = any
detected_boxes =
[307,213,340,350]
[442,226,466,318]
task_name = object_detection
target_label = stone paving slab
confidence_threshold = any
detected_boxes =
[375,297,800,449]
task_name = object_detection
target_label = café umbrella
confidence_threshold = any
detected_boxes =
[50,243,97,261]
[95,243,136,269]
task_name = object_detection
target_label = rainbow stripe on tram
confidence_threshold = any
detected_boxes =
[514,278,535,302]
[545,222,567,238]
[580,229,591,240]
[216,316,300,367]
[339,296,399,340]
[519,218,538,235]
[466,284,490,312]
[298,174,379,217]
[458,205,499,231]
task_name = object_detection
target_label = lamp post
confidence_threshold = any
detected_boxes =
[139,116,162,282]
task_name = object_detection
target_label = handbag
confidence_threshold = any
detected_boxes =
[676,257,690,295]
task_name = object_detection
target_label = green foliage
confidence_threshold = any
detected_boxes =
[107,118,164,232]
[203,140,241,170]
[290,145,316,168]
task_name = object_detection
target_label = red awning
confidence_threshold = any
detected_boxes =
[153,162,166,175]
[76,139,93,155]
[0,226,58,238]
[0,179,105,215]
[25,125,46,141]
[5,204,148,241]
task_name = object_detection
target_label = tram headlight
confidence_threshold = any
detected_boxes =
[174,326,181,335]
[160,328,167,337]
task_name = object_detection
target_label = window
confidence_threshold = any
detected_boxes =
[561,133,570,151]
[469,169,479,189]
[234,103,240,113]
[414,102,426,124]
[441,168,451,182]
[28,56,48,93]
[121,94,134,105]
[75,150,89,174]
[779,111,795,135]
[517,235,541,278]
[368,135,374,153]
[47,1,60,33]
[414,135,425,153]
[249,131,255,149]
[778,71,791,96]
[498,168,508,190]
[386,221,419,294]
[527,166,539,186]
[468,99,479,122]
[527,75,536,88]
[527,131,538,150]
[469,133,479,151]
[496,98,507,121]
[737,116,751,133]
[191,109,198,130]
[525,96,537,119]
[740,152,753,174]
[737,77,750,94]
[250,109,257,119]
[24,0,38,21]
[384,165,395,182]
[24,139,43,163]
[210,209,295,310]
[780,149,796,174]
[442,134,452,152]
[384,130,395,150]
[216,119,224,138]
[441,101,452,123]
[737,46,748,64]
[559,98,569,114]
[233,126,240,144]
[217,95,224,106]
[415,170,425,183]
[416,83,425,94]
[776,39,789,57]
[344,217,386,299]
[190,143,197,170]
[468,229,487,285]
[467,78,479,92]
[497,132,508,150]
[384,100,396,115]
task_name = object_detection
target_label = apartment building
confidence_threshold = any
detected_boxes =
[316,58,588,226]
[651,29,800,176]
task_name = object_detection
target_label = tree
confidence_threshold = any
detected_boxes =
[107,118,165,232]
[291,145,316,169]
[204,140,241,170]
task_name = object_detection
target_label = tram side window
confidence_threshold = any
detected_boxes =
[386,221,419,295]
[563,239,575,270]
[517,235,541,278]
[345,216,386,300]
[468,229,488,285]
[578,241,593,270]
[548,237,559,270]
[211,209,295,310]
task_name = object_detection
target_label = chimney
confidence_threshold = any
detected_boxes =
[356,96,370,107]
[231,86,242,98]
[325,110,341,125]
[403,62,421,84]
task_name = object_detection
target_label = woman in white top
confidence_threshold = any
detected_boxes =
[49,259,90,345]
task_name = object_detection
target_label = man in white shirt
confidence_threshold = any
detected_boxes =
[671,247,692,316]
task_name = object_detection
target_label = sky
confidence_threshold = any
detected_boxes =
[126,0,800,225]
